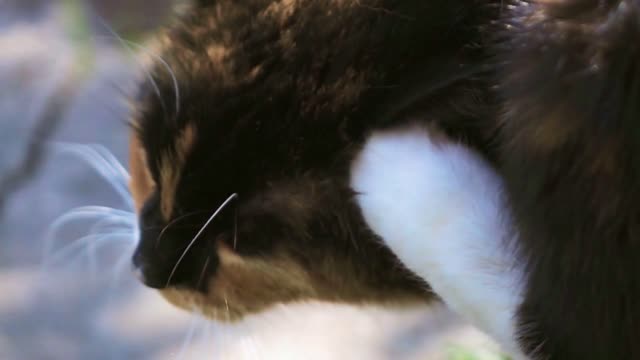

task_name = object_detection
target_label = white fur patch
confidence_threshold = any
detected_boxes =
[351,126,527,359]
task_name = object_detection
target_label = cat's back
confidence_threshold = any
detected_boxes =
[137,0,494,155]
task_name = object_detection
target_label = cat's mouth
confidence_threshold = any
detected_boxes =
[128,131,431,321]
[129,191,432,321]
[136,239,319,322]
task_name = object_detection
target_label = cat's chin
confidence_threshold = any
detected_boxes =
[155,241,316,322]
[156,241,430,322]
[159,287,246,322]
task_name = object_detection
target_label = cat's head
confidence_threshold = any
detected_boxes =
[127,1,435,321]
[128,117,430,321]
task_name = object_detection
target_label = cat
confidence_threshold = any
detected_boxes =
[128,0,494,318]
[129,0,640,359]
[355,1,640,359]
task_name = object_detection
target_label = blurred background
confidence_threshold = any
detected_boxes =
[0,1,502,359]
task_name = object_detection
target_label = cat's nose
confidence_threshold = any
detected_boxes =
[132,244,216,291]
[132,194,176,289]
[132,219,216,291]
[131,248,168,289]
[132,193,217,291]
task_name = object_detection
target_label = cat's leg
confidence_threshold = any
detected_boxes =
[351,125,528,359]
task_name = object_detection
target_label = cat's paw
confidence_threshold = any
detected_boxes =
[351,125,526,359]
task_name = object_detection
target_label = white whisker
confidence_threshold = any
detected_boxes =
[223,294,232,359]
[202,320,214,356]
[196,255,211,290]
[48,208,133,234]
[87,234,98,282]
[93,17,169,114]
[42,143,141,304]
[105,241,138,301]
[47,206,136,237]
[52,205,134,219]
[165,193,238,287]
[85,227,134,282]
[240,331,260,360]
[90,144,131,181]
[89,217,136,236]
[43,232,135,268]
[237,316,261,360]
[61,209,133,228]
[45,207,135,255]
[155,210,207,249]
[52,143,133,207]
[233,204,238,250]
[124,39,181,117]
[248,334,261,359]
[55,143,130,186]
[177,312,200,360]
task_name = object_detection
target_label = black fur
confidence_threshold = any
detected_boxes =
[496,0,640,358]
[131,0,494,313]
[130,0,640,358]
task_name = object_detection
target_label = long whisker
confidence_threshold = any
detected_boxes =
[165,193,238,287]
[44,207,133,257]
[176,311,200,360]
[233,203,238,250]
[155,210,209,250]
[123,39,181,117]
[224,295,230,320]
[223,294,233,357]
[58,142,130,181]
[51,206,134,222]
[41,143,140,301]
[91,144,131,181]
[247,331,261,359]
[93,25,181,119]
[196,255,211,290]
[89,217,136,235]
[54,143,130,189]
[238,327,260,359]
[93,17,169,114]
[45,206,134,251]
[43,232,134,268]
[203,319,214,356]
[52,143,133,207]
[104,241,138,303]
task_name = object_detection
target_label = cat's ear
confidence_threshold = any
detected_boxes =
[129,131,155,213]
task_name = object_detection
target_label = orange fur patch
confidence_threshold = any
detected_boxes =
[159,124,196,220]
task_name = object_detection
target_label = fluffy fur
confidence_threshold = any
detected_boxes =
[494,0,640,358]
[128,0,640,359]
[130,0,496,321]
[351,125,526,359]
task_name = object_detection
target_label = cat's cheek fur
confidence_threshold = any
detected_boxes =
[351,125,527,359]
